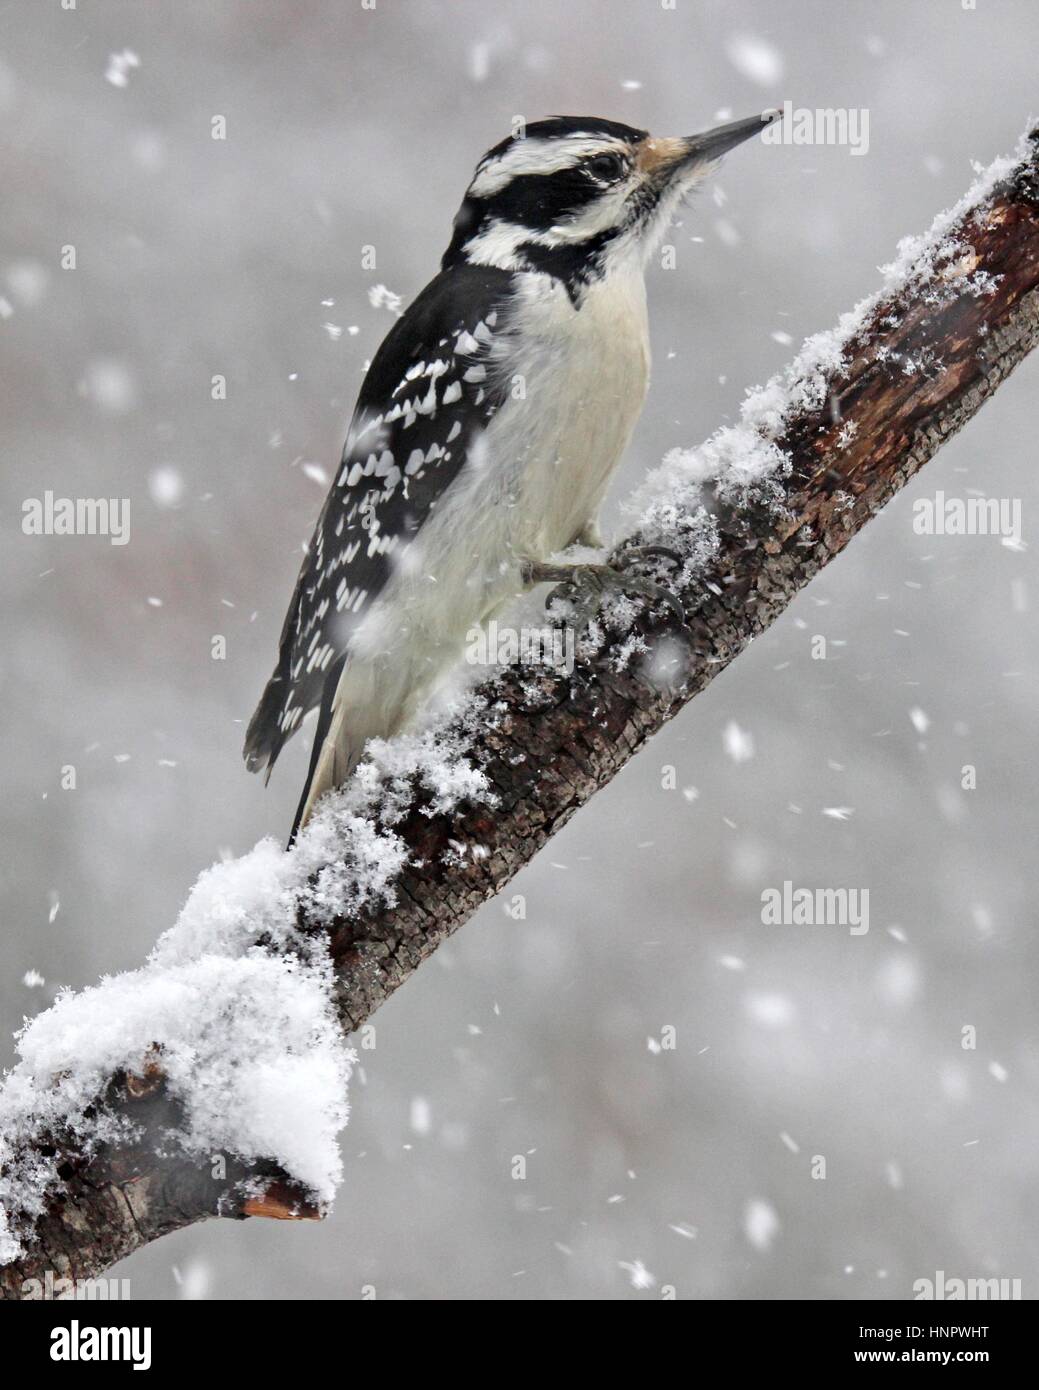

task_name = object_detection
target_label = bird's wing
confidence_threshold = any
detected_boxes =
[243,263,514,777]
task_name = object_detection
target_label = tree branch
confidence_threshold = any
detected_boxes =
[3,128,1039,1298]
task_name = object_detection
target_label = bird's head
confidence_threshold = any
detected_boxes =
[443,111,779,293]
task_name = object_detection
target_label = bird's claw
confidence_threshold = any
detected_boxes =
[523,556,687,632]
[613,543,685,571]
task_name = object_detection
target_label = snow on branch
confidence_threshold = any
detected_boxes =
[0,717,495,1267]
[3,125,1039,1297]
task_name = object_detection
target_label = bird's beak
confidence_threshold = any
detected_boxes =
[641,109,781,182]
[682,109,781,162]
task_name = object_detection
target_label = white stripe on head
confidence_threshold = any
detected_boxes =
[548,181,634,242]
[462,171,643,272]
[462,218,531,270]
[461,194,637,272]
[469,134,628,197]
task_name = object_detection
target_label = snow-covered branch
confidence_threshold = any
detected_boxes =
[3,126,1039,1298]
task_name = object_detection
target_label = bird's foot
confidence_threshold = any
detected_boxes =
[613,543,685,571]
[521,551,687,631]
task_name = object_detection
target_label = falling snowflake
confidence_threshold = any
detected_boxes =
[909,706,930,734]
[149,467,184,508]
[723,720,755,763]
[105,50,140,89]
[409,1096,432,1134]
[368,284,403,316]
[618,1259,656,1290]
[725,34,784,86]
[745,992,795,1028]
[744,1199,781,1252]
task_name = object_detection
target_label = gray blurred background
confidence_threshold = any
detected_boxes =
[1,0,1037,1300]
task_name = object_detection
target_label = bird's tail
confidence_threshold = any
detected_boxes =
[288,654,349,846]
[289,640,443,846]
[289,717,361,846]
[288,653,396,847]
[243,668,291,783]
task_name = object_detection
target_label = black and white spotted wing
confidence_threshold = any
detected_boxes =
[243,263,514,777]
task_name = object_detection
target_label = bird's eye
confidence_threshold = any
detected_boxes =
[586,153,625,183]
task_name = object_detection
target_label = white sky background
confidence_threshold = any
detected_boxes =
[1,0,1037,1298]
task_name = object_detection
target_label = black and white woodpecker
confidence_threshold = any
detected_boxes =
[245,110,780,839]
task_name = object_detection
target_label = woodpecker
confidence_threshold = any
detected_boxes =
[245,110,779,839]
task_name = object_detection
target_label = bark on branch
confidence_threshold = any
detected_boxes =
[3,129,1039,1298]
